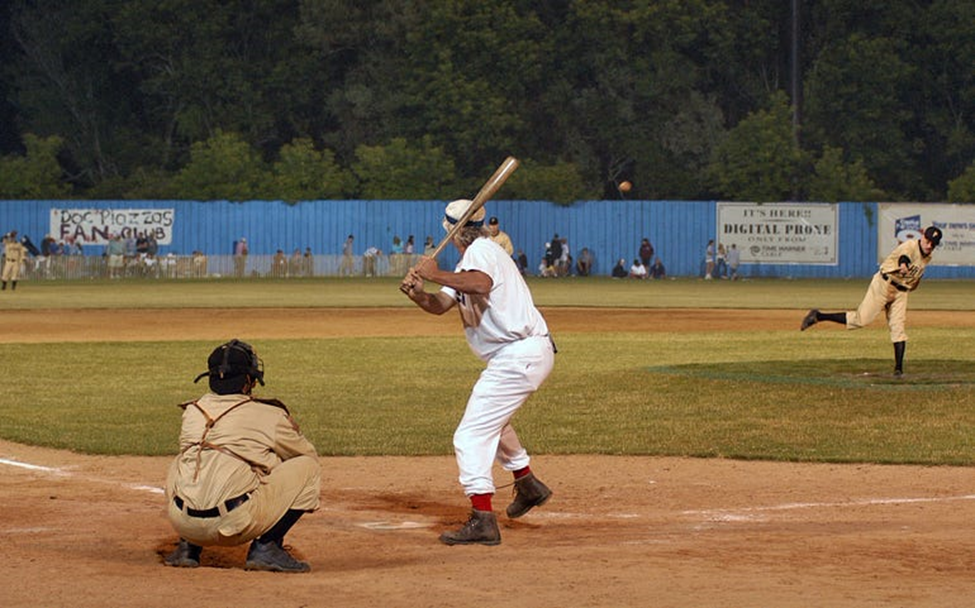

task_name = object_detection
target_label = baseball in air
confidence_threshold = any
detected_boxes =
[618,180,632,192]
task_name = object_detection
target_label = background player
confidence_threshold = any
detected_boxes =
[2,230,27,291]
[400,199,555,546]
[800,225,943,376]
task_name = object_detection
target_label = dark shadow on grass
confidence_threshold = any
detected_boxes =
[646,359,975,389]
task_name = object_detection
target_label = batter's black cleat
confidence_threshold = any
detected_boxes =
[893,368,904,377]
[439,509,501,546]
[800,309,820,331]
[245,539,311,573]
[164,539,202,568]
[506,473,553,519]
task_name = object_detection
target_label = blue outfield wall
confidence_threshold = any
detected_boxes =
[1,199,973,279]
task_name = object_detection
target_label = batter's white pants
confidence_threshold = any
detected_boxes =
[453,335,555,496]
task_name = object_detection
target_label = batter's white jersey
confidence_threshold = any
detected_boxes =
[441,237,549,361]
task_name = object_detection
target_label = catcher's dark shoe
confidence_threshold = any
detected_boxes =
[506,473,553,519]
[245,540,310,573]
[164,539,202,568]
[439,509,501,546]
[800,309,820,331]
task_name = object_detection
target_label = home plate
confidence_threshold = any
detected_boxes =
[358,521,435,530]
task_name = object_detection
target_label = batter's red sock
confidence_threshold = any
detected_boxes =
[513,466,532,480]
[470,493,493,512]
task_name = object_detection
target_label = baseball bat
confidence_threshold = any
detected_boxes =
[427,155,520,261]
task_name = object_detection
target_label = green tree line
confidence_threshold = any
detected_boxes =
[1,0,974,203]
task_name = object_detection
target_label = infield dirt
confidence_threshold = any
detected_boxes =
[2,307,974,607]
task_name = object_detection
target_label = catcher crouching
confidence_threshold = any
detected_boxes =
[164,339,321,572]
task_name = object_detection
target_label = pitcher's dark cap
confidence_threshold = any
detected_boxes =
[489,216,499,225]
[924,226,942,247]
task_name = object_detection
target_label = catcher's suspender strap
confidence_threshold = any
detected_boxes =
[181,398,270,481]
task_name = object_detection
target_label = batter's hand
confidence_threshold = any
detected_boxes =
[412,256,439,281]
[400,269,424,297]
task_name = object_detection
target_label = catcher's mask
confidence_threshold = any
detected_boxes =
[194,339,265,394]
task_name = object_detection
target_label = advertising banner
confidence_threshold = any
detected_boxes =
[717,202,838,265]
[878,204,975,266]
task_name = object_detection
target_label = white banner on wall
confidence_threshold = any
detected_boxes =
[878,203,975,266]
[50,208,175,246]
[716,202,838,265]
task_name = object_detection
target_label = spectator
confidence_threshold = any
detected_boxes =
[192,250,208,278]
[650,257,666,280]
[234,237,248,278]
[557,237,570,276]
[549,234,563,269]
[515,249,529,276]
[162,252,177,278]
[289,248,302,276]
[639,238,654,269]
[575,247,593,276]
[272,249,287,277]
[727,243,741,280]
[487,217,514,256]
[340,235,355,277]
[390,235,405,275]
[423,235,436,256]
[628,258,647,279]
[404,235,415,255]
[611,258,628,278]
[538,257,557,278]
[363,246,382,277]
[542,241,554,269]
[704,239,715,280]
[303,247,314,276]
[136,234,150,257]
[107,235,125,279]
[715,243,728,279]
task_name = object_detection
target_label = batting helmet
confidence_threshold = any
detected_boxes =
[194,339,265,394]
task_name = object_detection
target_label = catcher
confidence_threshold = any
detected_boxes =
[164,339,321,572]
[801,225,942,376]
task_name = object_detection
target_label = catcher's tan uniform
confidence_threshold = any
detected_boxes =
[2,237,26,283]
[166,393,320,547]
[846,238,932,342]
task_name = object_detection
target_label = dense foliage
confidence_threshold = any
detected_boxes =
[1,0,973,203]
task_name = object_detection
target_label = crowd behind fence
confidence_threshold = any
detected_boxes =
[7,252,426,281]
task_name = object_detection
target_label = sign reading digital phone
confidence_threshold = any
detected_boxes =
[50,208,175,246]
[878,203,975,266]
[716,202,838,265]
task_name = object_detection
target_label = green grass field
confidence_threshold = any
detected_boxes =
[1,277,973,464]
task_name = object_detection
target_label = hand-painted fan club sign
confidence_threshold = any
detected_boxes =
[716,202,838,265]
[50,208,175,245]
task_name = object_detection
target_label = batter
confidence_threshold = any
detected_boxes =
[400,199,555,546]
[800,225,942,376]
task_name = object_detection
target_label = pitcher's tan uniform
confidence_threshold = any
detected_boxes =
[846,238,932,342]
[166,393,320,547]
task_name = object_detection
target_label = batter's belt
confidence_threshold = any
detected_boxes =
[880,272,909,292]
